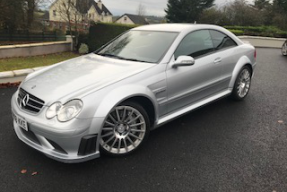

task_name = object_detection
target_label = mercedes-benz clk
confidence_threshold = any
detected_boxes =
[11,24,256,163]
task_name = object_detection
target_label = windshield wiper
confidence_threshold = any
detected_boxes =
[121,58,151,63]
[97,53,152,63]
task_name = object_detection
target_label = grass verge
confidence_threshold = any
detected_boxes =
[0,52,80,72]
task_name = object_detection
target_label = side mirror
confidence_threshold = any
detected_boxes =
[172,56,195,68]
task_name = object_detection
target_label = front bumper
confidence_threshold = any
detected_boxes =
[11,92,104,163]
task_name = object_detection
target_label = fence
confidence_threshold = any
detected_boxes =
[0,30,66,42]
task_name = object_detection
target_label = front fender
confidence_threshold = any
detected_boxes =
[228,55,253,88]
[93,84,158,119]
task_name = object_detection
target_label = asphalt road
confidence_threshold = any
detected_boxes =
[0,48,287,192]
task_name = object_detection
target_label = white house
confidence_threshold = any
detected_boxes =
[49,0,112,30]
[116,14,149,25]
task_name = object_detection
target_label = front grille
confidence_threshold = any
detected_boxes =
[17,88,45,113]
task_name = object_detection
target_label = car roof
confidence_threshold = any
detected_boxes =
[132,24,223,33]
[132,23,243,46]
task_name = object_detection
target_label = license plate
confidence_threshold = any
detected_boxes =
[13,112,28,131]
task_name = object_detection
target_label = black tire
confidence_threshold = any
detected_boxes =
[231,66,252,101]
[100,101,150,157]
[282,41,287,56]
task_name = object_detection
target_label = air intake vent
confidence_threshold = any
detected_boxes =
[78,135,98,156]
[17,88,45,114]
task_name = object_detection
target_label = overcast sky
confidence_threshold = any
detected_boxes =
[99,0,254,16]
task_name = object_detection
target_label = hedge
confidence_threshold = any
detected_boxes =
[86,23,137,52]
[228,29,244,36]
[225,26,287,38]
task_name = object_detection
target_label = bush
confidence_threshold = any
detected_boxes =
[87,23,137,52]
[77,33,89,50]
[79,43,89,54]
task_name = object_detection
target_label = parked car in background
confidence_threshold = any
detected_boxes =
[11,24,256,163]
[282,40,287,56]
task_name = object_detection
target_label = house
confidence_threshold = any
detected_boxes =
[35,11,50,25]
[49,0,113,30]
[116,14,149,25]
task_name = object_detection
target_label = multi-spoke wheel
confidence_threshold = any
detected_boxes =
[231,66,252,101]
[100,102,150,156]
[282,41,287,56]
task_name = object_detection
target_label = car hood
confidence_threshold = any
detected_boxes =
[21,54,154,104]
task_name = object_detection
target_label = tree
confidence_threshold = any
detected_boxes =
[254,0,270,10]
[137,3,146,16]
[199,7,229,25]
[273,0,287,13]
[0,0,49,31]
[199,0,268,26]
[165,0,215,23]
[223,0,263,26]
[253,0,274,25]
[272,0,287,29]
[26,0,36,29]
[54,0,91,48]
[0,0,26,31]
[54,0,91,32]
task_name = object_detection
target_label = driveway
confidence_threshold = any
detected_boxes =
[0,48,286,192]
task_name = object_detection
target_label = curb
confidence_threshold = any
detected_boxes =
[0,67,46,84]
[239,36,285,49]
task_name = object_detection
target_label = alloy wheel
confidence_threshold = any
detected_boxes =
[237,69,251,98]
[100,105,147,155]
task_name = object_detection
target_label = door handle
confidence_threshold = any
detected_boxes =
[214,58,222,64]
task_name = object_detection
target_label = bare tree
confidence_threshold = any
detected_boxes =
[25,0,36,29]
[23,0,52,30]
[137,3,146,16]
[54,0,90,48]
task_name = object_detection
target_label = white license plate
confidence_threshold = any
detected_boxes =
[13,113,28,131]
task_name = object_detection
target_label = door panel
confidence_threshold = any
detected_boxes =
[166,30,226,113]
[209,30,239,89]
[166,54,224,113]
[211,48,238,88]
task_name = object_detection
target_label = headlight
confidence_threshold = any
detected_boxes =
[46,100,83,122]
[46,102,62,119]
[57,100,83,122]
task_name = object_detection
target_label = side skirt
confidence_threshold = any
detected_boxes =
[155,89,232,128]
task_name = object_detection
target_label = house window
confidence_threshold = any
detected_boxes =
[89,14,91,18]
[124,17,127,21]
[53,10,56,17]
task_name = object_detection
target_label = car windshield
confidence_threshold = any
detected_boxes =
[96,30,178,63]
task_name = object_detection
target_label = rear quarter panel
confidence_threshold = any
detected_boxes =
[228,43,256,88]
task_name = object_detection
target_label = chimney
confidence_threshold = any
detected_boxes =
[98,0,102,10]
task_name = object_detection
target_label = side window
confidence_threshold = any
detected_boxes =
[210,30,237,50]
[174,30,213,59]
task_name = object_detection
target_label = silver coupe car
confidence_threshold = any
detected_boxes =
[11,24,256,163]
